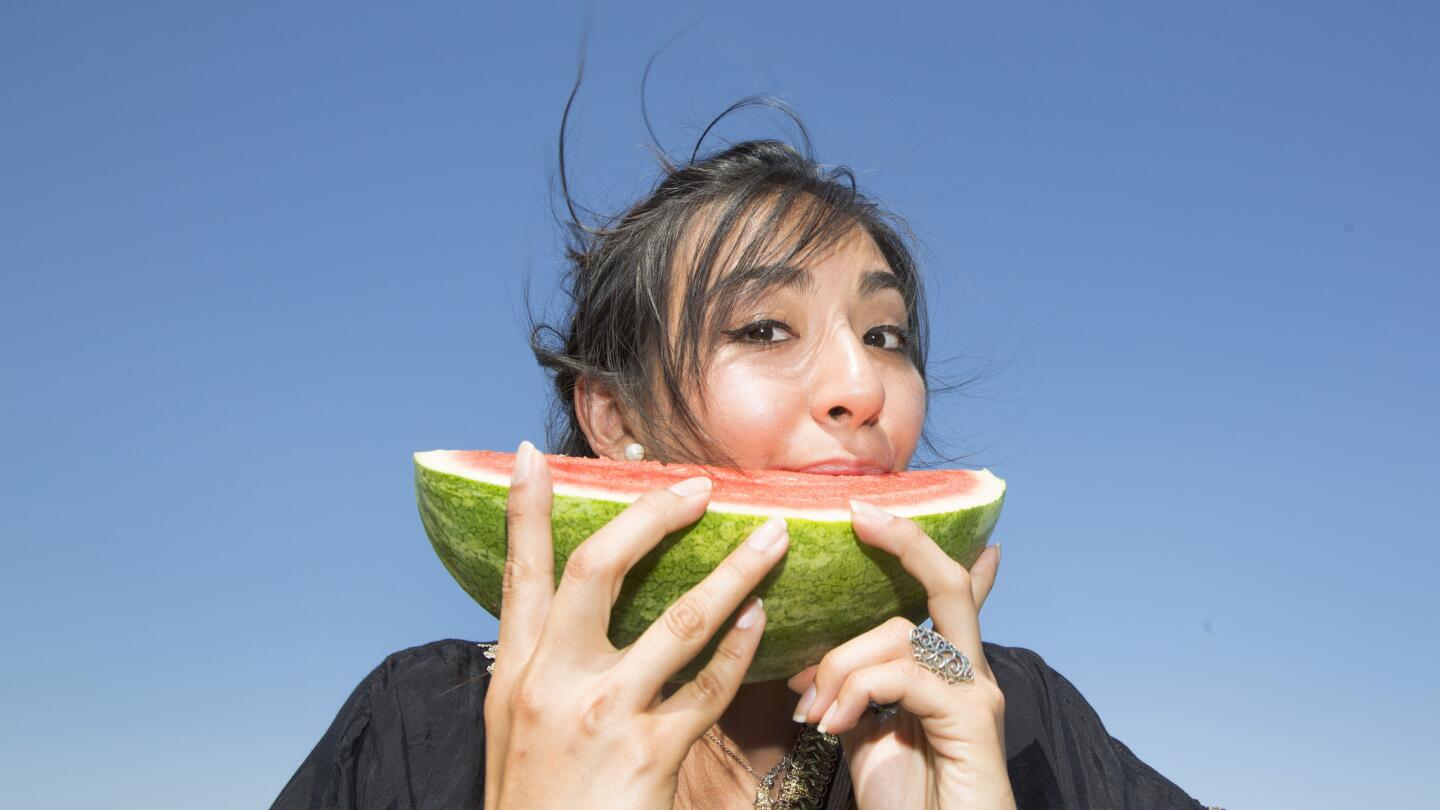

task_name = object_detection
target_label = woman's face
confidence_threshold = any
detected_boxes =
[687,223,926,474]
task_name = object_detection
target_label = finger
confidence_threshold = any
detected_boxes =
[619,516,790,693]
[970,544,1001,612]
[793,616,912,725]
[497,440,554,667]
[543,477,714,646]
[654,596,766,748]
[814,657,1004,738]
[786,664,818,695]
[849,500,989,678]
[488,443,552,802]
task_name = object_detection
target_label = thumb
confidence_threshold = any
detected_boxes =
[969,544,1002,612]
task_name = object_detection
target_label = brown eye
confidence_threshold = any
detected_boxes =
[864,326,909,351]
[725,319,795,345]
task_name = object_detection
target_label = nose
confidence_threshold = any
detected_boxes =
[808,324,886,429]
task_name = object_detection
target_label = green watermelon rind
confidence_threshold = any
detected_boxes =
[414,457,1005,683]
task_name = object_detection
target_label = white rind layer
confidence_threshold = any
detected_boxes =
[414,450,1005,521]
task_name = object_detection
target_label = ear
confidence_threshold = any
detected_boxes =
[574,376,633,461]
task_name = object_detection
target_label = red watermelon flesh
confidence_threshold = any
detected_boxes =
[419,449,1002,520]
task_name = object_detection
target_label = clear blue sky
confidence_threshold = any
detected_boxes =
[2,2,1436,807]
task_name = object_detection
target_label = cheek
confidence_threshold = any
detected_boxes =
[701,363,808,463]
[885,367,927,465]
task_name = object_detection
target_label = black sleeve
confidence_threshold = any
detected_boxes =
[271,639,494,810]
[985,642,1213,810]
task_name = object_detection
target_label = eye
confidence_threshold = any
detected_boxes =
[724,319,796,346]
[864,325,910,351]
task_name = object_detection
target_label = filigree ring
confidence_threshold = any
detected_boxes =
[910,626,973,686]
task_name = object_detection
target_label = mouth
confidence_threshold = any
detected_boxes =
[784,459,891,476]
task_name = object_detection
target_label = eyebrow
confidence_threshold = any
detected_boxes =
[858,269,904,298]
[713,263,903,302]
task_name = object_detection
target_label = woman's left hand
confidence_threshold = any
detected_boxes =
[788,500,1015,810]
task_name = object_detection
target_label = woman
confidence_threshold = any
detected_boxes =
[272,88,1215,809]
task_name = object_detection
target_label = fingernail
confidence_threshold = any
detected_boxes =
[735,597,764,630]
[512,441,535,485]
[994,543,1002,563]
[746,517,788,551]
[849,499,893,523]
[816,702,838,734]
[792,684,816,723]
[668,476,713,497]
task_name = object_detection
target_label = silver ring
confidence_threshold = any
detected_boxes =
[868,700,900,724]
[910,626,973,685]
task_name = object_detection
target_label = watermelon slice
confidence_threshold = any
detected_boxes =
[414,450,1006,682]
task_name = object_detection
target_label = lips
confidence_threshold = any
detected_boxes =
[788,459,890,475]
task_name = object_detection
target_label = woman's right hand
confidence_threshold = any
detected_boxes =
[483,441,791,810]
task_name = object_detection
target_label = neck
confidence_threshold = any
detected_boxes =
[664,678,800,775]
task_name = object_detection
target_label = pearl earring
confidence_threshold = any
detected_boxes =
[624,442,646,461]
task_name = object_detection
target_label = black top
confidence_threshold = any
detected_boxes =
[272,639,1211,810]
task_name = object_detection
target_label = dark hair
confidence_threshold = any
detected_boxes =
[529,60,942,469]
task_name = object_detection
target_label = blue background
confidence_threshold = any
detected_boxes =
[3,2,1436,807]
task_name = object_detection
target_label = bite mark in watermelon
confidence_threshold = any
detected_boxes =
[414,450,1005,682]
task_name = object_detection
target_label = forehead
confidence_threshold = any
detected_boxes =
[674,194,892,293]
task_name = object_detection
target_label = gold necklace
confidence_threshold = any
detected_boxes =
[704,728,790,809]
[703,724,840,810]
